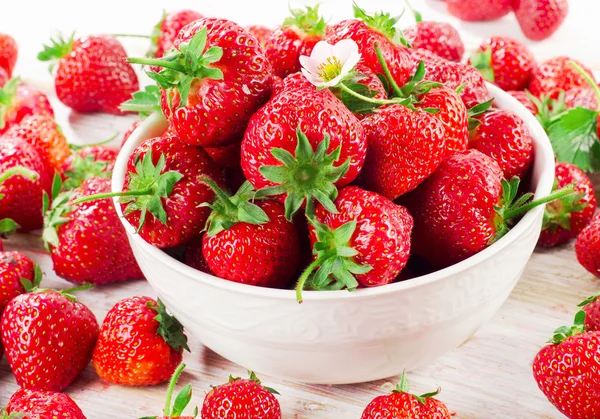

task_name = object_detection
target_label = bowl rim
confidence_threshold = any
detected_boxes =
[112,83,555,302]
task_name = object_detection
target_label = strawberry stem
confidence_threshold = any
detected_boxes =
[569,60,600,111]
[128,57,186,73]
[339,83,405,105]
[164,363,186,416]
[295,258,323,303]
[503,185,576,220]
[0,166,38,184]
[72,188,154,205]
[374,44,404,97]
[112,34,153,39]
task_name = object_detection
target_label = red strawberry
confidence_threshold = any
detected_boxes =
[579,294,600,333]
[60,144,118,190]
[151,10,204,59]
[405,21,464,62]
[528,57,595,99]
[0,137,51,231]
[326,4,413,88]
[362,373,450,418]
[264,5,327,79]
[38,34,139,114]
[563,86,600,110]
[538,162,596,247]
[514,0,569,41]
[43,176,143,285]
[184,237,213,274]
[533,311,600,419]
[446,0,512,21]
[0,79,54,134]
[1,288,99,391]
[0,33,18,77]
[130,18,272,147]
[92,296,189,386]
[469,109,533,179]
[246,25,274,46]
[204,142,245,190]
[507,90,538,115]
[6,389,87,419]
[421,85,469,154]
[201,371,281,419]
[575,212,600,278]
[0,252,38,314]
[469,36,536,91]
[146,363,198,419]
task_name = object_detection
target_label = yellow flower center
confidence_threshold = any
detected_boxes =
[317,56,343,82]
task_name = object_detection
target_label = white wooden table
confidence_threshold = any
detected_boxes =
[2,1,600,417]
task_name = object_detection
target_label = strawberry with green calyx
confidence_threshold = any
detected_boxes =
[579,294,600,332]
[0,409,25,419]
[6,389,87,419]
[0,78,54,134]
[139,363,198,419]
[119,84,162,117]
[466,98,494,131]
[59,145,118,191]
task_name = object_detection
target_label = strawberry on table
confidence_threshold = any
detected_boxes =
[513,0,569,41]
[446,0,511,21]
[0,78,54,134]
[0,33,18,77]
[142,363,198,419]
[575,212,600,278]
[92,296,189,386]
[59,144,119,190]
[528,57,595,99]
[5,389,87,419]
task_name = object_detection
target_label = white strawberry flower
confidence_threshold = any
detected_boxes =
[299,39,361,88]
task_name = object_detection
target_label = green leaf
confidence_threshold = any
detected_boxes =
[238,202,270,225]
[469,47,495,82]
[340,82,380,114]
[119,85,162,116]
[171,384,193,416]
[283,4,327,36]
[38,32,75,72]
[578,294,599,307]
[0,218,19,237]
[352,1,400,43]
[149,299,190,352]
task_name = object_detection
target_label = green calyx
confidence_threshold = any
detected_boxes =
[0,218,20,238]
[199,179,270,237]
[148,299,190,352]
[38,32,75,72]
[541,178,586,234]
[19,263,43,293]
[0,166,39,199]
[42,174,74,250]
[467,99,494,131]
[578,293,599,309]
[119,85,162,117]
[548,310,586,344]
[256,127,349,222]
[295,218,372,303]
[62,154,111,191]
[128,27,223,108]
[0,409,27,419]
[352,2,407,46]
[0,77,19,129]
[283,5,327,36]
[139,363,198,419]
[390,371,441,405]
[470,47,495,83]
[224,371,280,395]
[530,90,567,130]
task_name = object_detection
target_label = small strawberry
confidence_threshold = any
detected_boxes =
[575,212,600,278]
[264,5,327,78]
[533,310,600,419]
[538,162,596,247]
[59,144,118,190]
[129,19,272,147]
[578,294,600,333]
[469,36,536,91]
[0,33,18,77]
[92,296,189,386]
[1,287,99,392]
[513,0,569,41]
[38,33,139,114]
[0,79,54,134]
[150,10,204,59]
[446,0,512,21]
[528,57,595,99]
[201,371,281,419]
[0,253,39,313]
[6,389,87,419]
[508,90,538,115]
[246,25,274,46]
[361,372,451,419]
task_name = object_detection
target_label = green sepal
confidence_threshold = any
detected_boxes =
[62,154,111,191]
[142,363,198,419]
[0,77,19,130]
[283,4,327,36]
[149,299,190,352]
[119,85,162,116]
[38,32,75,72]
[247,371,280,395]
[578,294,599,308]
[20,263,43,293]
[0,409,27,419]
[541,177,586,233]
[389,370,442,405]
[339,81,381,114]
[398,60,443,101]
[0,218,20,238]
[467,99,494,131]
[548,310,586,344]
[353,1,407,45]
[42,174,73,250]
[470,47,495,82]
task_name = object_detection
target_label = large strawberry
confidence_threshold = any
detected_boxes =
[129,19,272,147]
[6,389,87,419]
[92,296,189,386]
[60,144,118,190]
[38,34,139,114]
[575,212,600,278]
[538,162,596,248]
[149,9,204,59]
[533,311,600,419]
[0,33,17,77]
[446,0,512,21]
[528,57,595,99]
[265,5,326,78]
[0,79,54,134]
[201,371,281,419]
[404,11,464,62]
[514,0,569,41]
[142,363,198,419]
[1,288,99,392]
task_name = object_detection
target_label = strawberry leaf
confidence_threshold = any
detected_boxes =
[0,218,19,238]
[149,299,190,352]
[63,155,111,191]
[467,99,494,131]
[353,1,403,44]
[0,77,19,129]
[549,310,586,344]
[38,32,75,72]
[340,82,380,114]
[120,85,162,116]
[283,4,327,36]
[42,174,73,250]
[469,47,494,82]
[579,293,599,308]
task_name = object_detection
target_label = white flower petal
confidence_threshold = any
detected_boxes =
[310,40,336,63]
[340,52,362,75]
[299,55,320,75]
[333,39,360,65]
[302,68,325,87]
[321,74,344,88]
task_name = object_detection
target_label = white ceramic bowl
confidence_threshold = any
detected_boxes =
[112,84,554,384]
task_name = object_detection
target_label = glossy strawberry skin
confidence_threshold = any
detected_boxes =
[576,213,600,278]
[60,145,118,175]
[122,134,223,248]
[538,162,596,248]
[0,137,51,231]
[201,378,282,419]
[514,0,569,41]
[0,33,18,77]
[246,25,273,46]
[405,149,504,268]
[507,91,538,115]
[447,0,511,21]
[469,109,533,180]
[420,85,468,154]
[55,35,138,114]
[405,21,464,62]
[312,186,413,287]
[0,84,54,134]
[1,291,99,392]
[0,251,34,313]
[360,104,446,200]
[265,26,323,79]
[154,10,204,59]
[7,389,87,419]
[92,296,183,386]
[162,18,272,147]
[528,57,595,99]
[361,392,451,419]
[533,332,600,419]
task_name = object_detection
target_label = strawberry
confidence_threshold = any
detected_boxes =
[0,67,8,88]
[0,33,18,77]
[533,311,600,419]
[59,144,118,190]
[246,25,274,46]
[405,21,464,62]
[508,90,538,115]
[150,10,204,59]
[140,363,198,419]
[203,142,245,190]
[264,5,327,78]
[575,212,600,278]
[92,296,189,386]
[446,0,512,21]
[5,113,70,175]
[538,162,596,247]
[361,372,451,418]
[5,389,87,419]
[198,180,301,288]
[579,294,600,333]
[129,19,272,147]
[0,253,39,313]
[201,371,281,419]
[326,4,413,88]
[0,137,51,231]
[1,287,99,392]
[563,86,600,110]
[469,36,536,91]
[528,57,595,99]
[43,176,143,285]
[0,79,54,134]
[469,109,533,179]
[514,0,569,41]
[38,34,139,114]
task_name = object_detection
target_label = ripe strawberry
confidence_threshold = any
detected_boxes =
[0,33,18,77]
[0,252,38,313]
[92,296,189,386]
[264,5,327,78]
[405,21,464,62]
[421,85,469,154]
[130,19,272,147]
[469,109,533,179]
[151,10,204,59]
[0,137,51,231]
[0,79,54,134]
[508,90,538,115]
[201,371,281,419]
[563,86,600,110]
[533,311,600,419]
[5,113,70,175]
[575,213,600,278]
[142,363,198,419]
[6,389,87,419]
[38,34,139,114]
[446,0,511,21]
[246,25,274,46]
[1,288,99,391]
[579,294,600,332]
[538,162,596,247]
[528,57,595,99]
[514,0,569,41]
[326,4,413,88]
[59,144,118,190]
[469,36,536,91]
[361,372,451,419]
